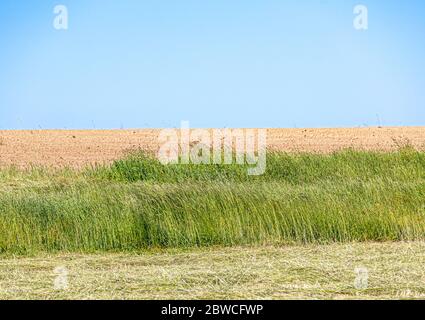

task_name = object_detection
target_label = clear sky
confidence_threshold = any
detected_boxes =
[0,0,424,129]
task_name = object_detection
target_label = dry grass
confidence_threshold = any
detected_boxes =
[2,242,425,300]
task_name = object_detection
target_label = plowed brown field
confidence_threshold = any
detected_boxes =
[0,127,424,168]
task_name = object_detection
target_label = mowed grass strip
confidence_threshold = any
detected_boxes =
[0,148,424,254]
[1,242,425,300]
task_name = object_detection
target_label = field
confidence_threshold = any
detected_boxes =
[0,127,424,300]
[2,243,425,300]
[1,127,424,168]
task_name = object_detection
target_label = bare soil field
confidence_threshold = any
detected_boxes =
[0,127,424,168]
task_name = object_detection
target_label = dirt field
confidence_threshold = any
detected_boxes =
[0,127,424,168]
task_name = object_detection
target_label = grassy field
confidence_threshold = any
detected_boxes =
[0,148,424,299]
[2,242,425,300]
[0,148,424,254]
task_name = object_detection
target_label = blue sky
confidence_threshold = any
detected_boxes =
[0,0,424,129]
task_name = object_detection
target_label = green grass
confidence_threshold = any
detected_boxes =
[0,148,424,254]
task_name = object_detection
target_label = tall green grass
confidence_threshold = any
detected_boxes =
[0,148,424,254]
[94,148,424,183]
